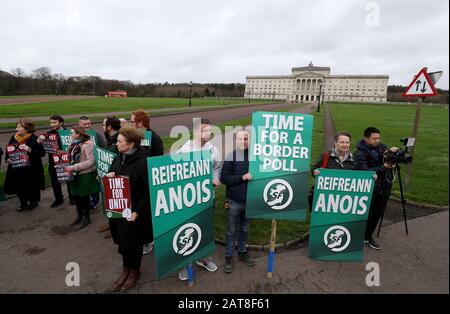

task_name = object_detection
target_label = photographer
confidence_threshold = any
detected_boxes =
[355,127,398,250]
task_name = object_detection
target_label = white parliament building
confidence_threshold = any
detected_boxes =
[244,63,389,103]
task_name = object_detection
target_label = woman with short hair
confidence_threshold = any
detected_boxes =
[3,118,45,211]
[106,126,152,292]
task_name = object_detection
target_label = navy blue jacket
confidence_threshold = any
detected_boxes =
[220,149,249,204]
[354,139,391,191]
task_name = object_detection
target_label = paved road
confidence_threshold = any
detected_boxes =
[0,185,447,293]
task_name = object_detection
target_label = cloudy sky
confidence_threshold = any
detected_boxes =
[0,0,448,88]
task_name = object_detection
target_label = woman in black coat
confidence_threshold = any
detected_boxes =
[3,119,45,211]
[106,126,152,292]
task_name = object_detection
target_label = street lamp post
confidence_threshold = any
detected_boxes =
[189,81,193,107]
[317,82,323,113]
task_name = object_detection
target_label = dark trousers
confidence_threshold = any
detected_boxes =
[74,195,90,217]
[122,250,143,270]
[365,188,391,239]
[49,165,73,202]
[90,192,99,207]
[17,187,40,206]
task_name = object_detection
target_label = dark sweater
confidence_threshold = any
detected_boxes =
[220,149,249,204]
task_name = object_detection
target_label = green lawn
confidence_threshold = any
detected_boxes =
[329,102,449,206]
[0,97,275,118]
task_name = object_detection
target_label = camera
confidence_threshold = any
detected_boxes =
[383,137,414,165]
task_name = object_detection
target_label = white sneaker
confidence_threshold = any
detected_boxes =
[178,267,188,281]
[143,242,154,255]
[196,259,218,272]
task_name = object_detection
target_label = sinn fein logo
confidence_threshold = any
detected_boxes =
[173,223,202,256]
[263,179,293,210]
[323,225,351,252]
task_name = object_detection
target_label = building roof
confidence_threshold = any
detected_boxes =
[328,75,389,79]
[292,66,331,72]
[246,75,293,79]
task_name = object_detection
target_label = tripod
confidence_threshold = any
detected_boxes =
[377,164,409,236]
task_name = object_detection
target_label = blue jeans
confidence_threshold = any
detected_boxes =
[225,199,252,257]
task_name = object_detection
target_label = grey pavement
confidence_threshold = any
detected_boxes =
[0,186,447,294]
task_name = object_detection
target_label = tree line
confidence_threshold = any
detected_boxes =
[0,67,245,98]
[0,67,448,103]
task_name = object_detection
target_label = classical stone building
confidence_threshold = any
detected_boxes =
[244,63,389,103]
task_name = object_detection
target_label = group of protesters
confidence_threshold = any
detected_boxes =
[1,109,396,292]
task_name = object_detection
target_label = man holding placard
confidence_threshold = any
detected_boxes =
[245,111,313,277]
[220,128,255,273]
[130,109,164,255]
[175,118,221,281]
[37,115,72,208]
[147,149,216,280]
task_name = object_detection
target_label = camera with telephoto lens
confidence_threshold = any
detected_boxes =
[383,138,414,165]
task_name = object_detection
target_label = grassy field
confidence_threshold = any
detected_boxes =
[0,97,275,118]
[329,102,449,206]
[0,103,271,130]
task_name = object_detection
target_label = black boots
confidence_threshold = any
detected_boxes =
[70,203,90,229]
[69,215,82,226]
[50,199,64,208]
[79,216,91,230]
[238,252,256,266]
[223,256,233,273]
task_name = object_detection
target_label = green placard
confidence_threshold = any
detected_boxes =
[308,169,375,262]
[148,151,215,279]
[94,146,118,216]
[58,129,72,151]
[94,147,117,179]
[86,130,98,146]
[246,111,314,221]
[141,131,152,147]
[58,129,97,151]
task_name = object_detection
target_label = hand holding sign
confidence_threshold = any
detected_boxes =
[102,175,132,219]
[122,208,132,220]
[19,144,31,153]
[6,144,31,168]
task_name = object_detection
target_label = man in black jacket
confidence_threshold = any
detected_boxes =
[130,109,164,255]
[220,128,255,273]
[355,127,398,250]
[103,116,121,154]
[37,115,72,208]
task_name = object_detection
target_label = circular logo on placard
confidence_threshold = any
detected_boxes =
[172,223,202,256]
[263,179,293,210]
[106,212,113,218]
[323,225,351,252]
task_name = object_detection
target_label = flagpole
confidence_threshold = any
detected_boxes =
[267,220,277,278]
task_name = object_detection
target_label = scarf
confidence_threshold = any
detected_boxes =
[68,140,82,165]
[14,133,32,144]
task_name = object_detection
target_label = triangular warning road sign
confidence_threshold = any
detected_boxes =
[402,68,438,97]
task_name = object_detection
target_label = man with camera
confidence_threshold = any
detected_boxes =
[355,127,398,250]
